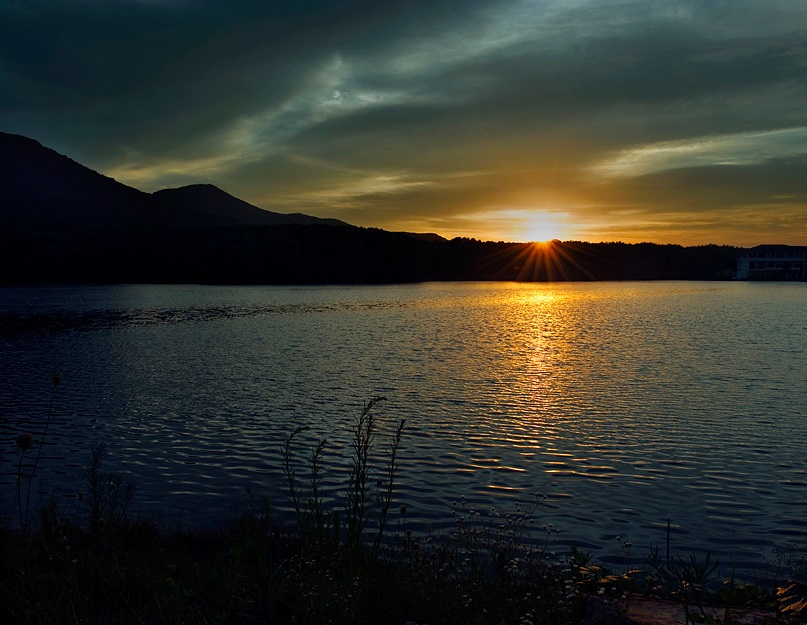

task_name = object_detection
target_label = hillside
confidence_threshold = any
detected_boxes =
[0,132,347,232]
[0,132,167,231]
[152,184,348,227]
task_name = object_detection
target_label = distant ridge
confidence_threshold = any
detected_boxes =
[0,131,166,231]
[0,132,349,232]
[153,184,348,227]
[394,231,447,242]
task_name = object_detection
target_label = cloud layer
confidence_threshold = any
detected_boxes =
[2,0,806,244]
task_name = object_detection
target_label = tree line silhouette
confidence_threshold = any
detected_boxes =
[1,223,740,284]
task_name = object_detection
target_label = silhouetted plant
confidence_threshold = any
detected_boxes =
[372,414,406,560]
[281,424,309,534]
[12,371,60,532]
[83,441,135,531]
[346,396,382,553]
[307,436,328,544]
[13,431,33,531]
[280,396,404,562]
[244,485,272,530]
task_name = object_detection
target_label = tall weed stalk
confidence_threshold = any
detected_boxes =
[84,441,135,531]
[346,397,381,552]
[281,396,405,561]
[282,425,309,534]
[372,415,406,560]
[13,372,61,532]
[307,437,328,544]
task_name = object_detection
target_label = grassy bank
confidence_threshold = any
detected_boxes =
[4,491,805,625]
[0,504,592,624]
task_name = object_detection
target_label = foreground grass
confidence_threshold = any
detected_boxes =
[1,509,601,625]
[5,504,805,625]
[4,386,805,624]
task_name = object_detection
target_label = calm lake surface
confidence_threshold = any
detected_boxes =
[2,281,806,572]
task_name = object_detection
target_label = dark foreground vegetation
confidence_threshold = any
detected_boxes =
[1,223,741,284]
[5,501,807,625]
[3,383,806,625]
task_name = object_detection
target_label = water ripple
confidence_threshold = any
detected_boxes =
[2,282,806,574]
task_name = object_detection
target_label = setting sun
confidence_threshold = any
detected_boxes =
[520,211,566,243]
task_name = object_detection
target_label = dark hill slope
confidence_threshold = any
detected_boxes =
[0,132,349,232]
[152,184,348,227]
[0,132,198,231]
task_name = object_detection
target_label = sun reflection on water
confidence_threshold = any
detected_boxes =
[2,281,806,572]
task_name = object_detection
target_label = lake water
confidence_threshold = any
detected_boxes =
[1,281,806,573]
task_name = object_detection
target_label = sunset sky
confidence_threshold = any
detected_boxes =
[2,0,806,245]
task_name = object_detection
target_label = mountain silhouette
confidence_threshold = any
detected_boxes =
[0,132,347,232]
[152,184,348,227]
[0,132,167,232]
[0,131,742,285]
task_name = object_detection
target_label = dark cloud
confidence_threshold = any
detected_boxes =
[0,0,491,152]
[1,0,806,244]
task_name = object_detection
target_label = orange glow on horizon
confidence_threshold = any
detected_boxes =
[519,211,568,244]
[506,240,595,281]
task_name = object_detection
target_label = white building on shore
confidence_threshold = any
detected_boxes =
[736,245,807,281]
